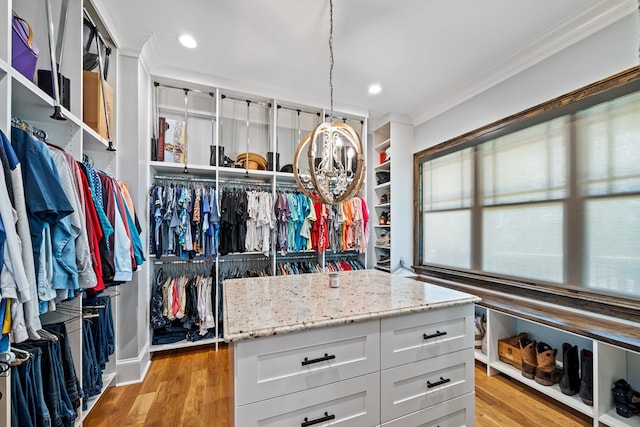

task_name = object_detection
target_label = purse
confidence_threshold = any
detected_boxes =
[11,12,39,81]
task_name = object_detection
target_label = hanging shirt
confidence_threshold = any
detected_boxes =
[0,130,41,339]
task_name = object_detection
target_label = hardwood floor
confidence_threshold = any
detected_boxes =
[84,345,591,426]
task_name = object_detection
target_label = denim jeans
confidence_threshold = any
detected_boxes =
[12,364,34,427]
[28,339,76,427]
[45,323,82,411]
[27,347,52,427]
[82,318,102,408]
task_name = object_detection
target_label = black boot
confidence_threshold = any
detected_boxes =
[579,349,593,406]
[559,343,580,396]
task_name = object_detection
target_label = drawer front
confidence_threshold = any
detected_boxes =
[237,320,380,405]
[236,373,380,427]
[380,348,474,423]
[381,304,473,369]
[381,392,475,427]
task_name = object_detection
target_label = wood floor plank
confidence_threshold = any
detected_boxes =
[124,392,156,425]
[85,345,592,426]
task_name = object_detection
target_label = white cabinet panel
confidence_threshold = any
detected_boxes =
[381,348,474,423]
[381,393,475,427]
[381,304,473,369]
[237,320,380,405]
[237,372,380,427]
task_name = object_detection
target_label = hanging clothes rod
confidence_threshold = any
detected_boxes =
[324,114,365,125]
[221,94,271,108]
[153,175,217,184]
[154,81,214,96]
[218,256,271,263]
[276,253,322,262]
[218,179,272,187]
[11,116,48,140]
[153,258,216,265]
[277,105,322,117]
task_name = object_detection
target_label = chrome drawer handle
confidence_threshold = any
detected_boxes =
[301,353,335,366]
[302,412,335,427]
[423,330,447,340]
[427,376,451,389]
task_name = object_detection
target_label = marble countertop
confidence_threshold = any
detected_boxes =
[223,269,481,342]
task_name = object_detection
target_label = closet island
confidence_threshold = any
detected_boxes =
[223,269,481,426]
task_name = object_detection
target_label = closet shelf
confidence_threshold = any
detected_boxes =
[0,58,9,75]
[158,104,215,120]
[374,265,390,272]
[600,409,640,427]
[375,182,391,191]
[489,360,594,417]
[374,160,391,171]
[11,71,83,129]
[150,337,222,353]
[83,126,111,152]
[376,203,391,209]
[474,349,488,364]
[374,138,391,152]
[374,225,391,229]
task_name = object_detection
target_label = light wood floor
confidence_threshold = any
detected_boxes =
[84,344,590,427]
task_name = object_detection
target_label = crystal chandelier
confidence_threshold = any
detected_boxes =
[293,0,365,205]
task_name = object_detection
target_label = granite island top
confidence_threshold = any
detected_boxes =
[223,269,481,342]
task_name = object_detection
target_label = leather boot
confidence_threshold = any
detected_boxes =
[534,342,562,386]
[559,343,580,396]
[519,336,536,380]
[579,349,593,406]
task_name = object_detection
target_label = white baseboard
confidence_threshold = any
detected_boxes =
[115,342,151,386]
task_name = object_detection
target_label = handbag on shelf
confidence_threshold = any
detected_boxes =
[11,12,40,81]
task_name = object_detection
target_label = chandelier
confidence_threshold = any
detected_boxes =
[293,0,365,205]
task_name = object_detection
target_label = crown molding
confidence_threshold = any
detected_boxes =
[411,0,637,127]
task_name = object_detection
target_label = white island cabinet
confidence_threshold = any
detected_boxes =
[224,270,481,426]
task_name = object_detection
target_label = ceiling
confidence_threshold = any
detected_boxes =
[94,0,634,124]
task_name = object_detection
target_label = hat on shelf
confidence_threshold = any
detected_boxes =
[236,152,268,170]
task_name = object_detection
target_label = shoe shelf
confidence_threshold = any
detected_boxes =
[477,304,640,426]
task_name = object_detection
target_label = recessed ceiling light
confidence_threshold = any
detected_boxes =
[178,34,197,49]
[368,84,382,95]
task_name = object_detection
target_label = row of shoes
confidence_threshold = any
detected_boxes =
[380,192,390,204]
[613,379,640,418]
[378,254,390,266]
[376,231,390,247]
[519,335,593,405]
[474,313,487,355]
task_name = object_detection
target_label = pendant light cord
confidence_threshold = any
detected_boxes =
[329,0,334,122]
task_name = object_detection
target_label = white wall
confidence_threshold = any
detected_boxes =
[114,53,152,384]
[414,13,639,153]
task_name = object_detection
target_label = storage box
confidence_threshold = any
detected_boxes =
[83,70,114,140]
[498,333,527,370]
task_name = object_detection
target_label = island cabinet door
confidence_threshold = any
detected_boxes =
[380,392,475,426]
[380,303,474,369]
[236,372,380,427]
[380,347,475,423]
[235,319,380,405]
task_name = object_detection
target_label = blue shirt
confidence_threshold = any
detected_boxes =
[10,127,74,274]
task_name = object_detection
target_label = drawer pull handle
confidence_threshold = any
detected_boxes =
[423,330,447,340]
[301,353,335,366]
[301,412,335,427]
[427,376,451,389]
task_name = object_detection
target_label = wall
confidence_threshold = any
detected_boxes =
[114,53,152,385]
[414,13,639,153]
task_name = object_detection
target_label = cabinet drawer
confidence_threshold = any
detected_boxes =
[381,392,475,427]
[380,348,474,423]
[236,320,380,405]
[381,304,473,369]
[236,373,380,427]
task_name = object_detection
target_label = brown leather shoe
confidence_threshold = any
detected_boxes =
[534,342,562,386]
[519,335,536,380]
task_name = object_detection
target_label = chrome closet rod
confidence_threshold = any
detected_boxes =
[221,94,271,108]
[153,175,217,184]
[324,114,364,125]
[154,82,214,96]
[218,256,271,264]
[277,105,321,117]
[219,179,272,187]
[153,258,215,265]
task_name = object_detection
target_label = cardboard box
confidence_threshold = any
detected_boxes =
[83,70,114,140]
[498,333,527,370]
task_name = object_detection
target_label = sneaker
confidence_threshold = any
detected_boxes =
[376,232,390,246]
